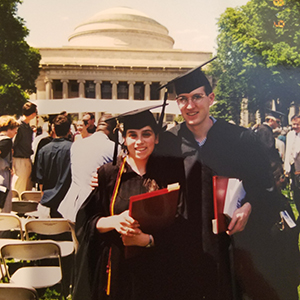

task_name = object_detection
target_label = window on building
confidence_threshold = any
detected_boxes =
[134,82,145,100]
[53,80,62,99]
[85,81,95,98]
[69,80,79,98]
[150,82,160,100]
[101,81,112,99]
[117,82,128,99]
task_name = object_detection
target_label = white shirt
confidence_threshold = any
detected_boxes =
[284,130,300,173]
[58,131,115,222]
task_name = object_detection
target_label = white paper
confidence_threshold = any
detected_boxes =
[223,178,246,218]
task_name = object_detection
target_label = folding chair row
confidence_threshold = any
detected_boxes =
[0,241,63,298]
[0,214,76,256]
[11,190,42,203]
[0,282,39,300]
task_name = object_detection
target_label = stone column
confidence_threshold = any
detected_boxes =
[160,81,168,100]
[128,81,135,100]
[78,79,86,98]
[45,78,52,99]
[94,80,102,99]
[111,80,119,100]
[144,81,152,101]
[61,79,69,99]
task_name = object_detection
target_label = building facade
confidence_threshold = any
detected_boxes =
[31,7,212,121]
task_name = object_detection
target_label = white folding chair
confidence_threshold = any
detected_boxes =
[20,191,42,203]
[0,213,24,280]
[0,283,39,300]
[11,189,20,201]
[11,200,38,217]
[1,241,63,297]
[24,219,75,257]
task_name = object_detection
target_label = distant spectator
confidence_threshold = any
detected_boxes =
[284,115,300,215]
[73,119,92,142]
[36,115,72,217]
[83,112,96,134]
[0,115,19,213]
[58,115,115,222]
[12,101,37,193]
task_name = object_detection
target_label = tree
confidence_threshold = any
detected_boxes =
[211,0,300,124]
[0,0,41,116]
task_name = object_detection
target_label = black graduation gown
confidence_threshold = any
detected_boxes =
[158,120,300,300]
[73,157,178,300]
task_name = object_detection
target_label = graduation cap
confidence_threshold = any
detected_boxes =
[265,108,286,118]
[108,104,167,164]
[159,56,217,95]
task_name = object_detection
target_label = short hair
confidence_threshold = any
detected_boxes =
[291,115,300,122]
[0,115,19,132]
[53,115,71,137]
[84,112,95,120]
[22,102,37,116]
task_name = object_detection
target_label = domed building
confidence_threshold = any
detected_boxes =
[32,7,212,121]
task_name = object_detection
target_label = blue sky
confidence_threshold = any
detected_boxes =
[17,0,249,53]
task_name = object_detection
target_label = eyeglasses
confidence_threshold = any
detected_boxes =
[176,93,206,106]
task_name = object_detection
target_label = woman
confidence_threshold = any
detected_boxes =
[73,119,92,141]
[73,108,177,300]
[0,115,19,212]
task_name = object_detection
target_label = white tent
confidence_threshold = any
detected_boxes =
[31,98,181,116]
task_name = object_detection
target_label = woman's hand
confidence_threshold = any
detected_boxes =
[122,232,152,247]
[96,210,141,235]
[114,210,141,236]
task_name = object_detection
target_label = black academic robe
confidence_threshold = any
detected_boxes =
[158,120,300,300]
[73,156,180,300]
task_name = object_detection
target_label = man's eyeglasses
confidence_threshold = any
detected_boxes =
[176,94,206,106]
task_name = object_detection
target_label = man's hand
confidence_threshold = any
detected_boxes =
[226,202,252,235]
[90,170,99,189]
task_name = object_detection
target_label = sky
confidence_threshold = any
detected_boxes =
[17,0,250,54]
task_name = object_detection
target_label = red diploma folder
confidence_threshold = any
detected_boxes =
[212,176,245,234]
[125,183,180,259]
[129,183,180,233]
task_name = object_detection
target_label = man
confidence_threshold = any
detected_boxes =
[254,115,284,189]
[58,115,115,222]
[13,101,37,193]
[284,115,300,213]
[157,64,299,299]
[83,112,97,134]
[36,115,72,217]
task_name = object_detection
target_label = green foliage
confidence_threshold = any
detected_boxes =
[0,0,41,116]
[40,288,63,300]
[211,0,300,124]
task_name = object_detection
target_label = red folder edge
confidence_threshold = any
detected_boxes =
[212,176,229,234]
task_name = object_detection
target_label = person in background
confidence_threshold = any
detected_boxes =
[12,101,37,194]
[254,115,285,190]
[0,116,19,213]
[284,115,300,215]
[73,119,92,142]
[36,115,72,217]
[58,115,115,223]
[83,112,96,134]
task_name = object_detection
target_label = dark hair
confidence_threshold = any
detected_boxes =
[291,115,300,122]
[22,102,37,116]
[53,115,71,137]
[203,84,212,96]
[85,112,95,120]
[0,115,19,132]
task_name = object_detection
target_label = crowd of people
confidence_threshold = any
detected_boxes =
[0,63,300,299]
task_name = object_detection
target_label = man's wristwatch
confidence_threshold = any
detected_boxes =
[145,234,154,248]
